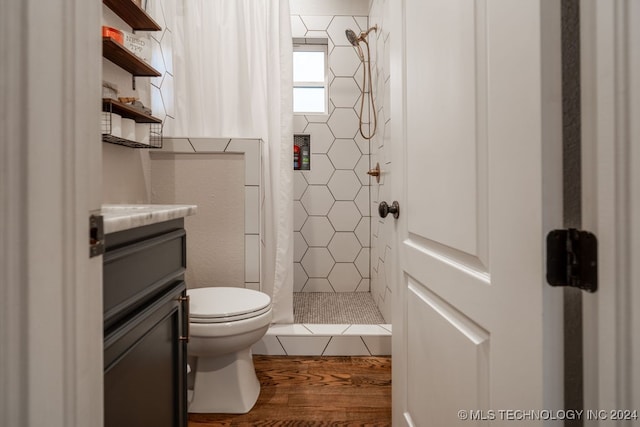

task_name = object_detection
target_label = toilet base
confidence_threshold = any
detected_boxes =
[188,347,260,414]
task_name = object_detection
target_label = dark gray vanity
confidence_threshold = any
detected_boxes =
[102,205,196,427]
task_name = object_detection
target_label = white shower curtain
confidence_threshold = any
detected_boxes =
[174,0,294,323]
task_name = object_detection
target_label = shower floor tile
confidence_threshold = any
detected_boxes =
[293,292,386,324]
[253,293,390,356]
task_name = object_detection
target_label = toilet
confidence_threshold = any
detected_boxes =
[187,287,273,414]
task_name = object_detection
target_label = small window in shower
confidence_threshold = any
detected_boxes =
[293,38,328,115]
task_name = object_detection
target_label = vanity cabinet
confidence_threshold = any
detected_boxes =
[103,218,188,427]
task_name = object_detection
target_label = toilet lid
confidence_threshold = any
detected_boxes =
[188,287,272,323]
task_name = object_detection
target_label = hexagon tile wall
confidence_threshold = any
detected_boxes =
[368,0,393,323]
[292,1,394,323]
[291,13,372,296]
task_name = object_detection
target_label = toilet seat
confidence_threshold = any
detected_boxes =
[188,287,272,324]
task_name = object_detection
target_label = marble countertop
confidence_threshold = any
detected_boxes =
[102,204,197,234]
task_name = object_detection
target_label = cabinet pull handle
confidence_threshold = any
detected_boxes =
[178,295,190,343]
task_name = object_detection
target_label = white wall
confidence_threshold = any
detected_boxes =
[150,138,264,292]
[290,0,371,16]
[151,152,246,288]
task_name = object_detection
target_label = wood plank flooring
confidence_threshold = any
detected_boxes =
[188,355,392,427]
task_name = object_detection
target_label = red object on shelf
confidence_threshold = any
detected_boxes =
[102,26,124,44]
[293,144,301,170]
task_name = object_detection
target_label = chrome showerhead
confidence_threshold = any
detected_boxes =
[345,29,359,46]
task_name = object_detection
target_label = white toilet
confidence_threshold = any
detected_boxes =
[187,287,273,414]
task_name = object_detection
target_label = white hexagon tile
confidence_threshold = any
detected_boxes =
[327,16,360,47]
[293,232,308,263]
[328,170,361,200]
[356,278,371,292]
[354,129,370,155]
[328,139,361,170]
[301,216,335,247]
[301,247,335,278]
[300,15,332,31]
[304,123,335,154]
[354,185,370,216]
[303,278,334,293]
[328,201,361,231]
[302,154,334,185]
[354,155,371,186]
[293,115,308,133]
[330,46,361,77]
[293,200,307,231]
[329,78,360,108]
[301,186,335,216]
[355,248,370,278]
[293,172,308,201]
[328,263,362,292]
[328,232,362,262]
[328,108,359,139]
[354,216,371,247]
[291,15,307,37]
[293,262,308,291]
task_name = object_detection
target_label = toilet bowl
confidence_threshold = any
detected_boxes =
[187,287,272,414]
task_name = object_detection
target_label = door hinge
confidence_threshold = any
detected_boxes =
[89,214,105,258]
[546,229,597,292]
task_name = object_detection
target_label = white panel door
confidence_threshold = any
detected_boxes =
[391,0,564,425]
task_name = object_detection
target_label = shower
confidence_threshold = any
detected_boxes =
[345,26,378,140]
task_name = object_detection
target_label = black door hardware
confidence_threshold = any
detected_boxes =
[546,228,597,292]
[90,214,105,258]
[378,201,400,219]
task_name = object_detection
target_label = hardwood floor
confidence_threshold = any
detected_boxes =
[188,355,392,426]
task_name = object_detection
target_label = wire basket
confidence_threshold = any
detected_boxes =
[101,100,163,149]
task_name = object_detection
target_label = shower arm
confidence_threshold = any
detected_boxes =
[359,26,378,40]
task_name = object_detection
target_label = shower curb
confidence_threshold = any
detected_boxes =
[252,323,392,356]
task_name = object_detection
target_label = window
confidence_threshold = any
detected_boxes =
[293,38,329,114]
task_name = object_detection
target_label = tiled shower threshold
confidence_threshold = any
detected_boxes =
[252,293,392,356]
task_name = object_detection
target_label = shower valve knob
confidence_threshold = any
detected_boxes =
[379,201,400,219]
[366,162,381,183]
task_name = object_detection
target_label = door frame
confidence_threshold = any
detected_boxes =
[0,0,103,426]
[581,0,640,422]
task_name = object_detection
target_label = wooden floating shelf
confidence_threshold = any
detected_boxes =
[102,98,162,123]
[103,0,161,31]
[103,37,161,77]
